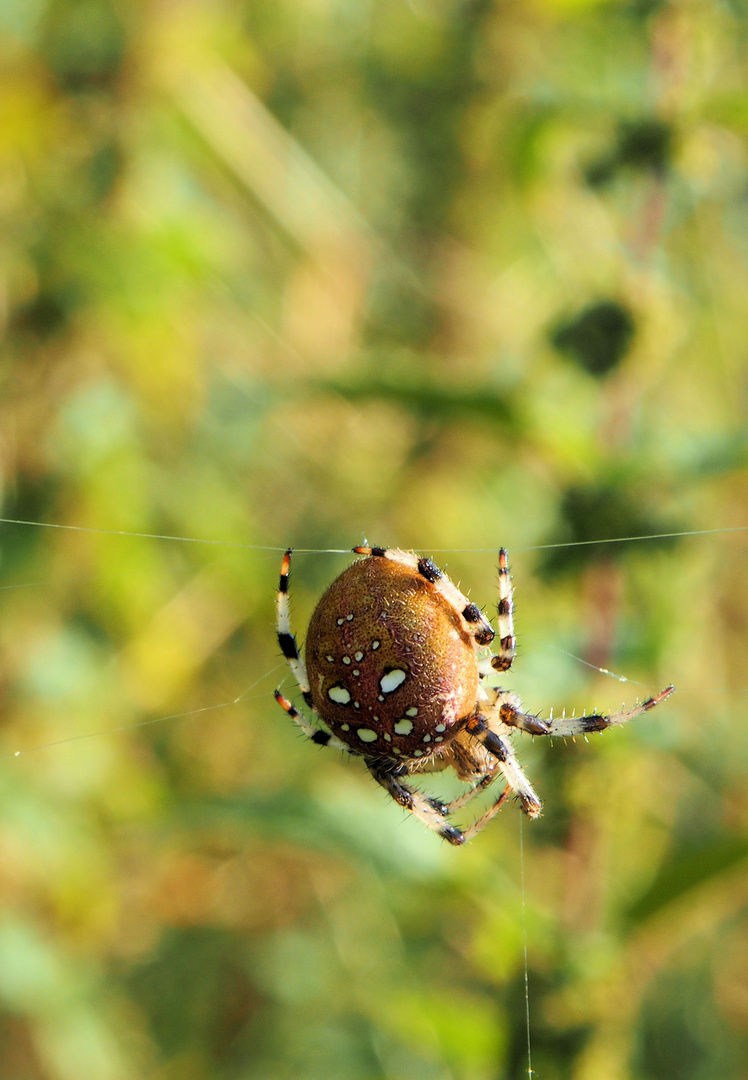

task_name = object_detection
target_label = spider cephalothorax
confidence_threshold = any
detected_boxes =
[275,546,674,845]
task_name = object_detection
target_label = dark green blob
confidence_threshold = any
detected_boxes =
[9,290,71,340]
[551,300,635,377]
[39,0,126,93]
[585,119,673,188]
[538,483,681,577]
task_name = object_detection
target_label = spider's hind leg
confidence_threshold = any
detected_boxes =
[490,548,516,673]
[366,758,466,846]
[353,545,496,646]
[274,690,351,753]
[274,549,351,754]
[276,548,311,701]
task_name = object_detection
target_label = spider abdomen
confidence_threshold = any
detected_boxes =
[306,555,479,759]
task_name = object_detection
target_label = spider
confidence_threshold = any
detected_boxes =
[274,545,674,845]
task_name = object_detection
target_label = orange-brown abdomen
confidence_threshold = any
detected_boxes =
[306,555,479,760]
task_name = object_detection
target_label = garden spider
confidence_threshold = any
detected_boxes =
[274,546,674,845]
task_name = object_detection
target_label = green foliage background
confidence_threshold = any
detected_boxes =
[1,0,747,1077]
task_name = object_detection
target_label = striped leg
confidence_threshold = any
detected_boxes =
[458,788,511,842]
[428,724,506,815]
[490,548,515,672]
[464,714,542,818]
[366,759,466,846]
[542,684,675,737]
[275,549,350,753]
[353,546,495,646]
[274,689,350,753]
[488,688,552,737]
[276,548,312,703]
[444,769,503,815]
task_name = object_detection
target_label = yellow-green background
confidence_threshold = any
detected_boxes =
[1,0,747,1077]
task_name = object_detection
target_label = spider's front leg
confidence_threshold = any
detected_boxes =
[484,683,675,739]
[539,683,676,737]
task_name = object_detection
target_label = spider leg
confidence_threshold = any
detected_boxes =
[366,758,466,846]
[422,726,506,814]
[274,548,352,753]
[490,548,515,672]
[484,680,675,738]
[540,684,675,737]
[465,714,543,818]
[274,689,351,753]
[353,546,495,646]
[275,548,313,705]
[444,769,503,814]
[457,788,512,842]
[483,686,552,736]
[421,725,512,835]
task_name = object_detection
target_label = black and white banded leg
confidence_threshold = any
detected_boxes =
[275,549,350,753]
[276,549,311,702]
[353,545,495,646]
[368,757,512,844]
[457,787,512,842]
[540,684,676,737]
[366,758,466,846]
[478,679,553,737]
[444,769,503,816]
[490,548,516,672]
[464,713,543,818]
[274,689,350,752]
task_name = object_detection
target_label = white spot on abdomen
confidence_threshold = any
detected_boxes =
[357,728,378,743]
[328,685,351,705]
[380,669,406,694]
[394,718,413,736]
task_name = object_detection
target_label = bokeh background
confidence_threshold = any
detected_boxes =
[1,0,747,1077]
